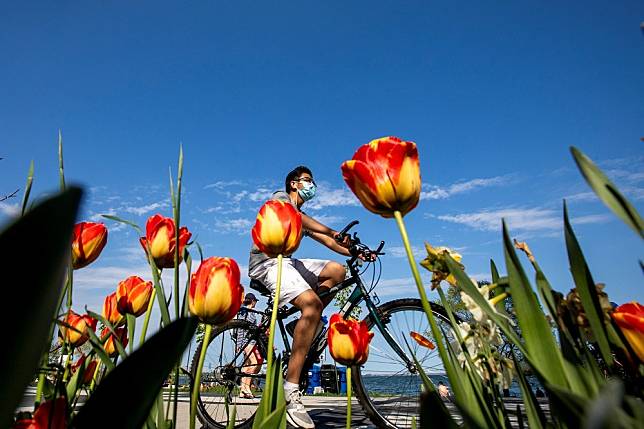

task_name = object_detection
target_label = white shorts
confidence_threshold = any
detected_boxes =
[248,258,330,306]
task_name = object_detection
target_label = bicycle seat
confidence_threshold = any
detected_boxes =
[249,279,271,298]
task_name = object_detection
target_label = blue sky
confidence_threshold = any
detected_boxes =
[1,1,643,341]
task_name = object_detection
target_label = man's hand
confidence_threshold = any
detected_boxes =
[332,231,351,248]
[357,250,377,262]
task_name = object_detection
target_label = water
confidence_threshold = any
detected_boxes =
[360,374,541,398]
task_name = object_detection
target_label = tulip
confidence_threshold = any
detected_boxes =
[341,136,421,218]
[71,222,108,269]
[410,331,435,350]
[188,257,244,325]
[103,292,125,327]
[59,310,96,348]
[101,327,128,357]
[71,354,99,385]
[13,397,67,429]
[251,200,302,258]
[612,302,644,362]
[139,214,191,269]
[328,313,374,366]
[116,275,153,317]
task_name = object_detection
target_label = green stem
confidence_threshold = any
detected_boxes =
[139,289,157,345]
[34,370,46,406]
[393,211,452,374]
[148,256,170,326]
[191,324,212,429]
[126,314,136,354]
[264,254,283,414]
[346,366,352,429]
[62,348,73,383]
[89,361,102,392]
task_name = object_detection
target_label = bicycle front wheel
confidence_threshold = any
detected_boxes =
[353,298,459,429]
[190,319,268,429]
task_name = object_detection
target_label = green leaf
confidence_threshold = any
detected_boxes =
[101,214,142,234]
[72,317,198,429]
[563,202,614,367]
[20,160,34,215]
[225,405,237,429]
[182,250,192,318]
[86,310,128,360]
[85,326,115,372]
[0,187,81,428]
[66,357,85,406]
[253,355,286,429]
[502,221,568,388]
[581,380,625,429]
[58,130,66,191]
[512,351,546,429]
[570,146,644,238]
[490,259,500,283]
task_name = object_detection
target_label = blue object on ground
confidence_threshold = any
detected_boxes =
[337,366,347,394]
[307,364,321,394]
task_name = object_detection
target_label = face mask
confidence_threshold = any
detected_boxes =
[298,181,317,202]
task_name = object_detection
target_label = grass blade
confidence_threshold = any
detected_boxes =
[570,146,643,238]
[20,160,34,215]
[563,202,614,367]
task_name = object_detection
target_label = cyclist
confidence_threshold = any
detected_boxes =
[248,166,352,428]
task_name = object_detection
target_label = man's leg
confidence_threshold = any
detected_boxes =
[286,290,323,385]
[315,261,346,307]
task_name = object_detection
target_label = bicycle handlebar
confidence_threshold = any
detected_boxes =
[336,220,385,263]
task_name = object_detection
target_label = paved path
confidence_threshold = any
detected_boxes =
[19,387,549,428]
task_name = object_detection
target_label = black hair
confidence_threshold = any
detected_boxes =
[285,166,313,193]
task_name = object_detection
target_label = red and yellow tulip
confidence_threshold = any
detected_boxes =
[188,257,244,324]
[59,310,97,348]
[612,302,644,362]
[71,222,108,269]
[341,136,421,218]
[251,200,302,257]
[327,313,374,366]
[116,275,153,317]
[71,354,99,385]
[139,214,192,269]
[13,397,67,429]
[101,327,128,357]
[102,292,125,327]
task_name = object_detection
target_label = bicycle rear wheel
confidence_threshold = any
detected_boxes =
[353,298,459,429]
[190,319,268,429]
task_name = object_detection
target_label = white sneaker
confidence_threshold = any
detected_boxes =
[285,389,315,428]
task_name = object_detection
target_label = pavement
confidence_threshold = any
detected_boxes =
[19,387,549,428]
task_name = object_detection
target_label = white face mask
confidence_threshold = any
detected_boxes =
[297,181,317,202]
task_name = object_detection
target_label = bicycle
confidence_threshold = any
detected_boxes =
[190,220,459,429]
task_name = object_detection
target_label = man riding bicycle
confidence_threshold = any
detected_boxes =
[248,166,353,428]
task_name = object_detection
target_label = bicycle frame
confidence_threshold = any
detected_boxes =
[235,256,416,383]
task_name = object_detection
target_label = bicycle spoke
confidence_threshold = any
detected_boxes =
[356,300,458,429]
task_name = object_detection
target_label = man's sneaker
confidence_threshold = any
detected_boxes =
[285,389,315,428]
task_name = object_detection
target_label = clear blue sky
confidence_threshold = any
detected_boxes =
[1,1,642,334]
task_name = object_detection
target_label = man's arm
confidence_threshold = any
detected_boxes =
[308,231,352,257]
[301,213,339,238]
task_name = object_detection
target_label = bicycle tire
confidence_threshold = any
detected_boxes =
[190,319,268,429]
[352,298,460,429]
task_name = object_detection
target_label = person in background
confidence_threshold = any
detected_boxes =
[438,381,452,401]
[235,292,263,399]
